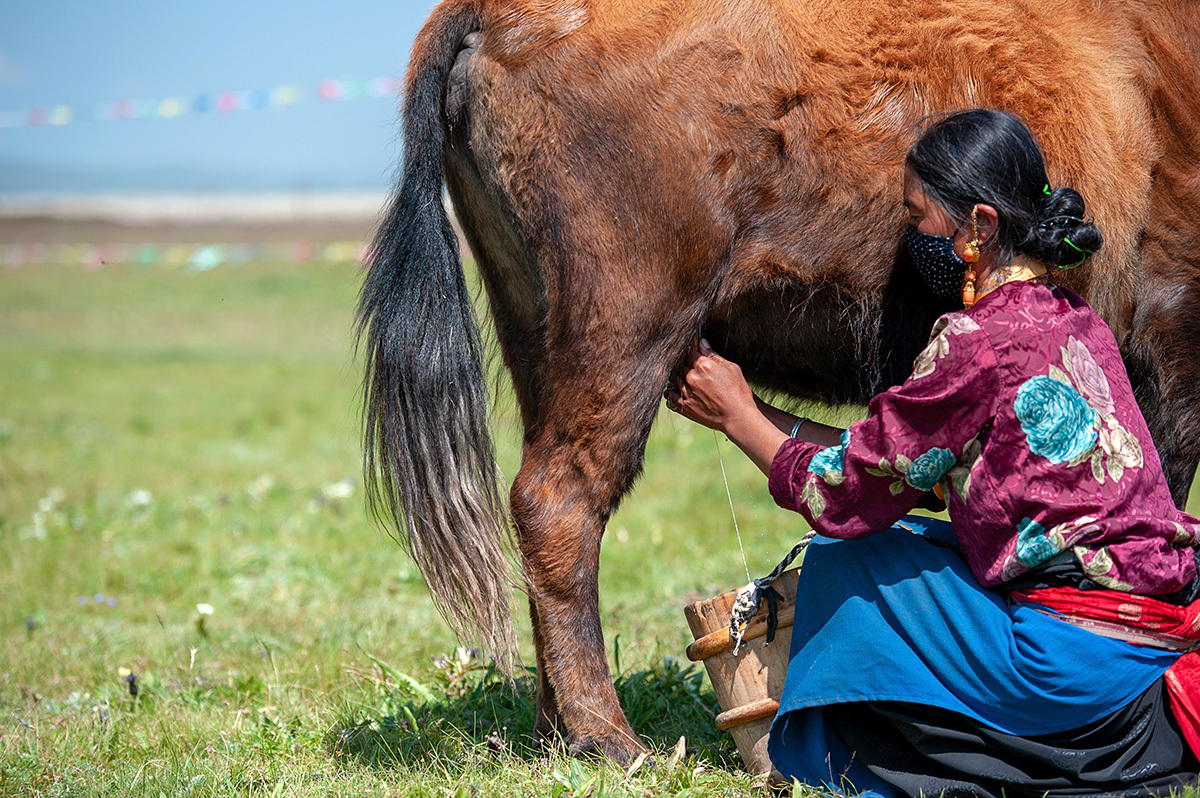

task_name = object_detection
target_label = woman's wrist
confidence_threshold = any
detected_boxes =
[722,405,791,476]
[754,395,799,436]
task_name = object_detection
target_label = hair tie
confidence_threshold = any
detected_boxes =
[1043,184,1052,196]
[1060,236,1092,269]
[1037,213,1086,232]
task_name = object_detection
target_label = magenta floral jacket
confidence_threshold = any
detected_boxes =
[769,280,1200,595]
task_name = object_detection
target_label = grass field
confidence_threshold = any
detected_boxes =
[0,252,844,797]
[2,253,1199,797]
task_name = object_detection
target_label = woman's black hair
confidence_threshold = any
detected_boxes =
[905,109,1103,268]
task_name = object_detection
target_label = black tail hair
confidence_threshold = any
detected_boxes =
[356,1,517,667]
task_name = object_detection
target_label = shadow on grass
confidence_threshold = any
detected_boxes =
[329,650,740,773]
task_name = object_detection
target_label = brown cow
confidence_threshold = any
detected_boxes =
[358,0,1200,763]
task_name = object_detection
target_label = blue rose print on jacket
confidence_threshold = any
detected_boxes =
[1015,517,1062,567]
[904,447,957,491]
[1014,376,1098,464]
[808,429,850,483]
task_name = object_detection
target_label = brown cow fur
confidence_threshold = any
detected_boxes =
[375,0,1200,763]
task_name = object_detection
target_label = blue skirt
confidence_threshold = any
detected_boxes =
[768,517,1187,797]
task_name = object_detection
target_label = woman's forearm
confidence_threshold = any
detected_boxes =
[724,407,791,476]
[730,398,845,476]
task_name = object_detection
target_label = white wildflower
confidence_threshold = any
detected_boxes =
[248,474,275,501]
[321,476,355,500]
[125,489,153,508]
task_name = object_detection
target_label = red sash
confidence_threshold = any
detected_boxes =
[1011,586,1200,756]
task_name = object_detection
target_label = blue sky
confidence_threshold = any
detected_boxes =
[0,1,441,193]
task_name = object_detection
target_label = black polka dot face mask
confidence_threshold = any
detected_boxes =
[905,224,968,298]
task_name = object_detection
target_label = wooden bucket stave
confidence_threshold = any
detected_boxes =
[684,568,800,781]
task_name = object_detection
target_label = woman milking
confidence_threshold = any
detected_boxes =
[666,109,1200,797]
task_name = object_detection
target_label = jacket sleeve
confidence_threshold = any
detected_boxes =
[768,314,1000,537]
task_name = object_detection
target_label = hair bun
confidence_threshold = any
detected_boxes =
[1012,184,1099,266]
[1021,187,1104,267]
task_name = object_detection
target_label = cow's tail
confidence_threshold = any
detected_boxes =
[356,1,518,668]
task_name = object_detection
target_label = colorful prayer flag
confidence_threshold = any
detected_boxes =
[2,74,402,128]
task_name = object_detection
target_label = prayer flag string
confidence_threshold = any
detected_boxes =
[0,76,403,130]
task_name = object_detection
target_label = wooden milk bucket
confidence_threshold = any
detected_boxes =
[684,568,800,781]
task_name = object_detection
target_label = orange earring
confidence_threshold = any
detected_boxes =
[962,206,980,308]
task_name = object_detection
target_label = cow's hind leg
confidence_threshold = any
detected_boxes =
[510,324,692,762]
[528,592,565,743]
[1126,137,1200,510]
[1128,26,1200,509]
[1126,278,1200,510]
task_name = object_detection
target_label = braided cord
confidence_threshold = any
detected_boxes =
[728,530,818,655]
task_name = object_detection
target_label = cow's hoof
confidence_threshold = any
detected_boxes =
[566,730,648,768]
[533,719,566,755]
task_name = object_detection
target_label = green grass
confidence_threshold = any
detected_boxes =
[2,260,1198,797]
[0,259,827,797]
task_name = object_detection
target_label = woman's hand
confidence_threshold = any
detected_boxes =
[665,339,759,436]
[665,339,787,474]
[665,339,844,476]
